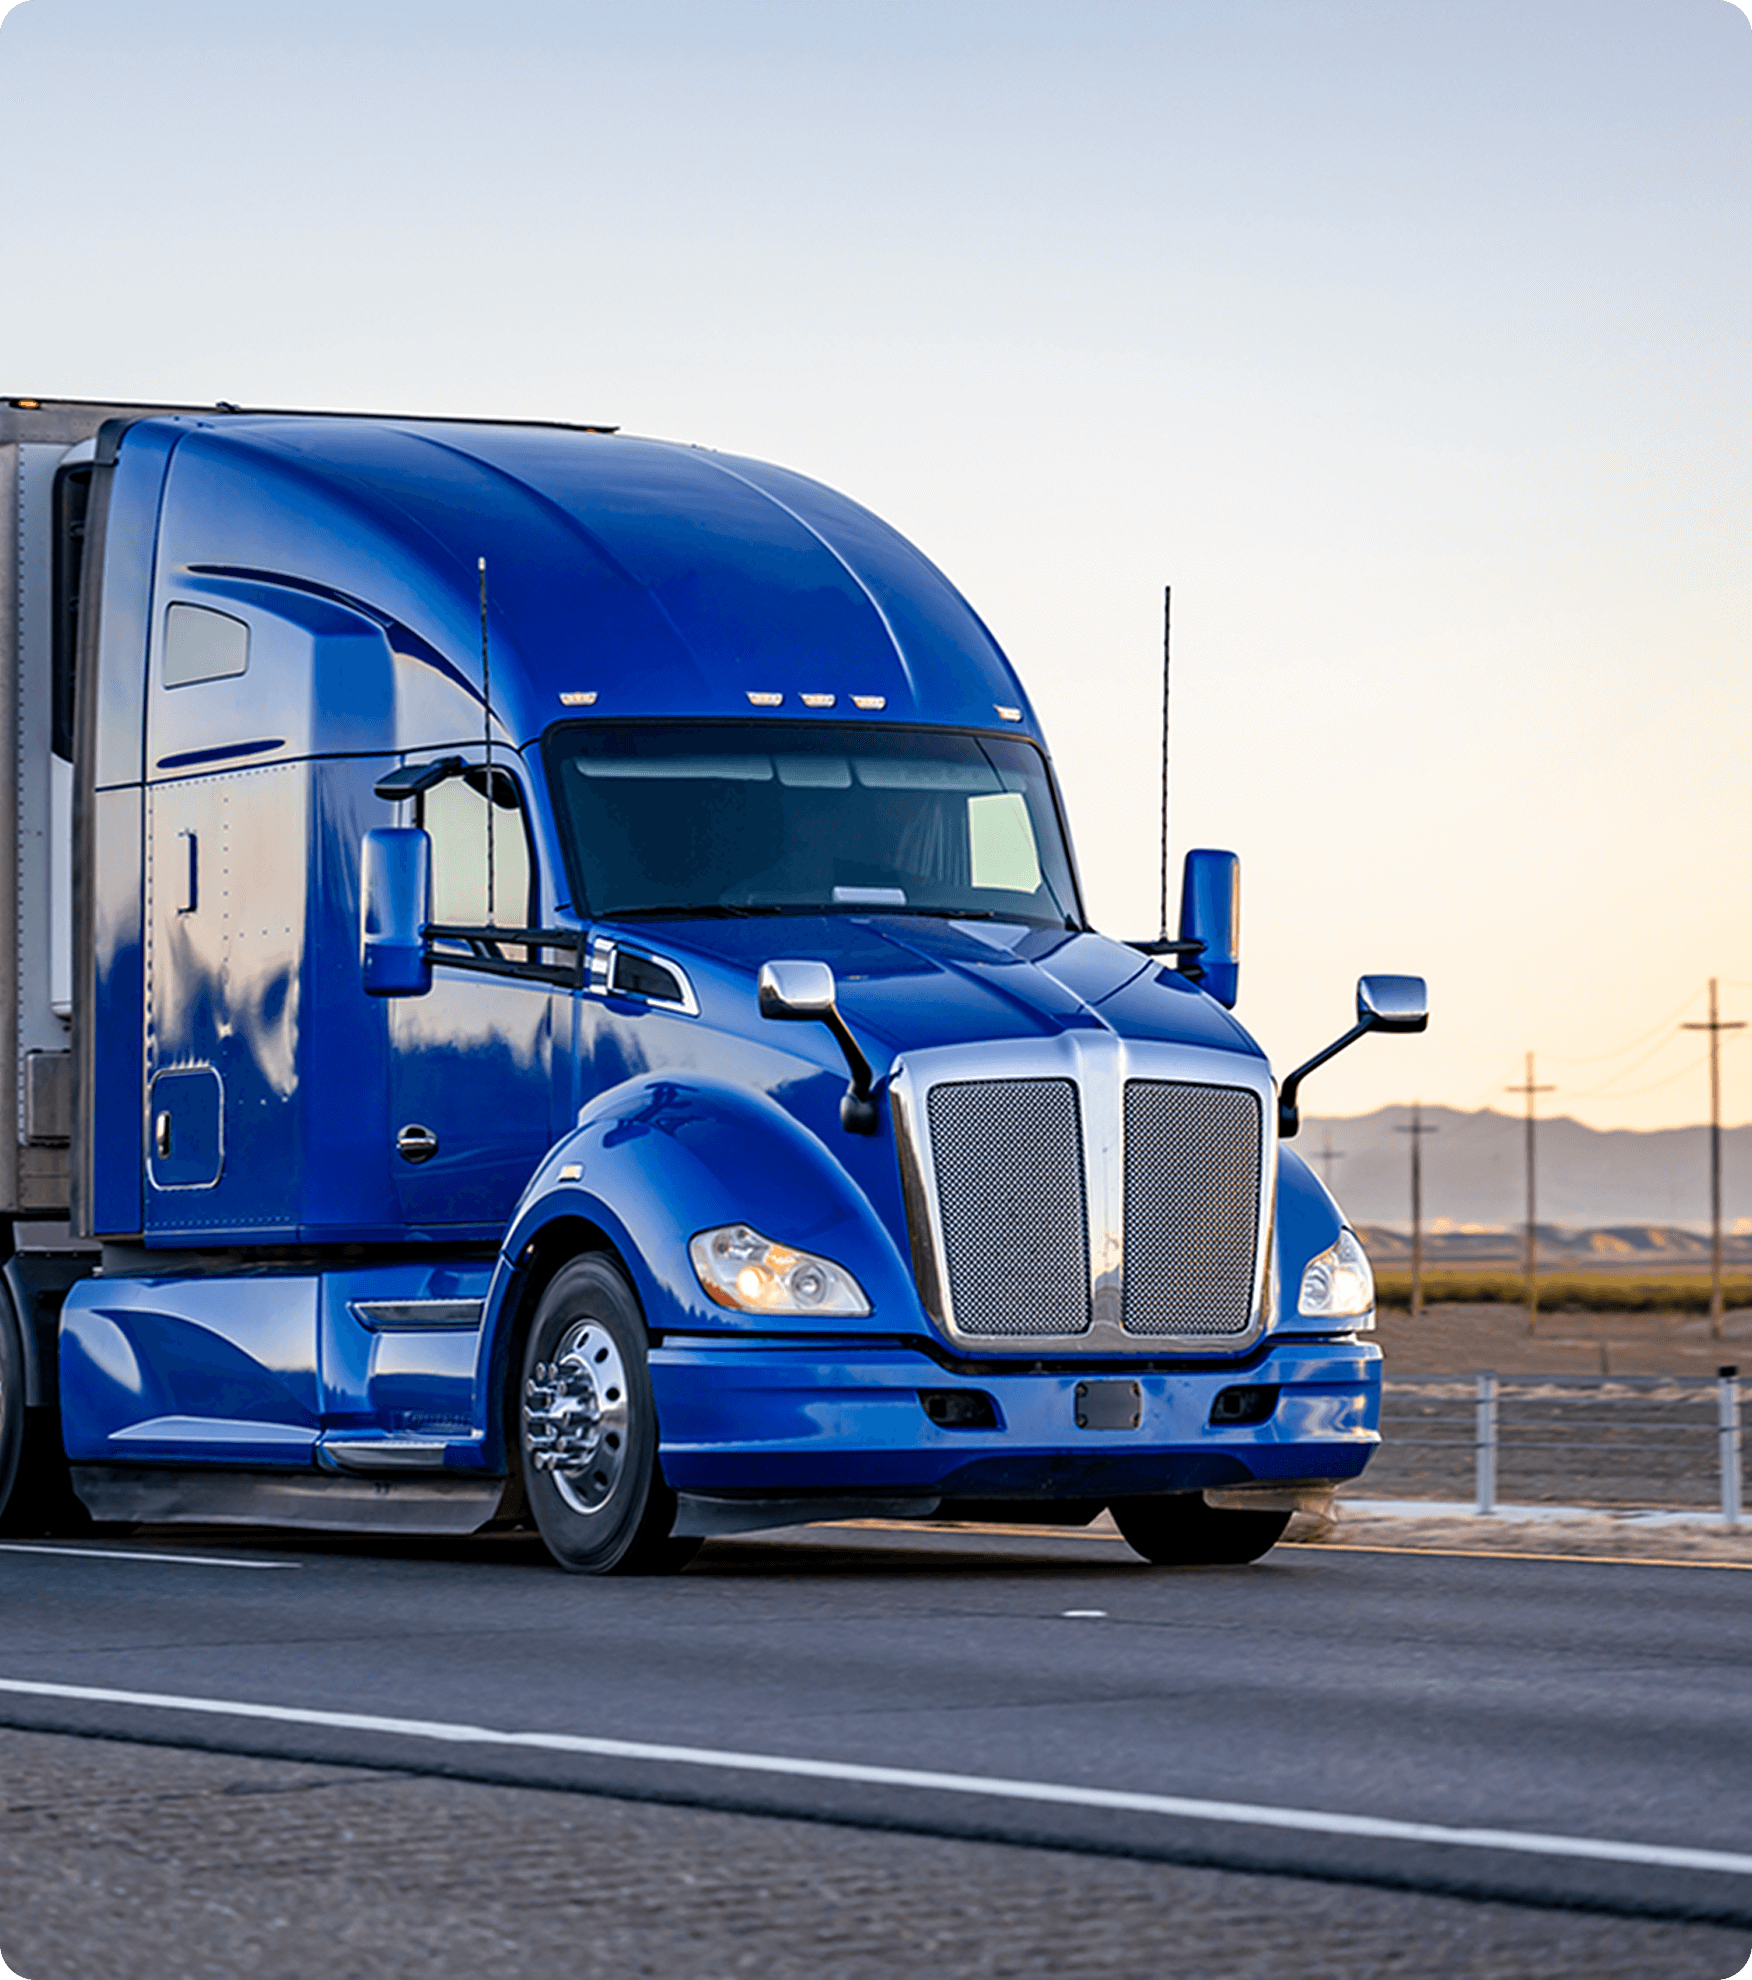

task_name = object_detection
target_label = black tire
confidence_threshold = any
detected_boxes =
[0,1293,22,1531]
[519,1256,700,1576]
[1110,1493,1291,1566]
[0,1295,90,1539]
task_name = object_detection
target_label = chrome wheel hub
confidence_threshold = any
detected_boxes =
[523,1321,629,1516]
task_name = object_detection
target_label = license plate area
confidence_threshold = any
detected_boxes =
[1074,1380,1142,1431]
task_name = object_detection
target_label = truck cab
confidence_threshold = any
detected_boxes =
[0,399,1422,1571]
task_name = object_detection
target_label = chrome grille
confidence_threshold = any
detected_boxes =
[925,1078,1091,1337]
[1122,1081,1262,1334]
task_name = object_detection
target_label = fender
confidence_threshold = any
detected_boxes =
[479,1072,927,1405]
[1270,1144,1357,1335]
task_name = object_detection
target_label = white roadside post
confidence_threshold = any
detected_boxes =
[1476,1371,1498,1517]
[1720,1366,1742,1531]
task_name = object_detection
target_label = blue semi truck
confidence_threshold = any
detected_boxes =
[0,395,1423,1573]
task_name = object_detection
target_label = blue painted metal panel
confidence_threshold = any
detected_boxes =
[146,1066,222,1187]
[300,759,403,1239]
[316,1260,495,1447]
[143,762,306,1239]
[92,422,180,792]
[59,1273,321,1465]
[112,417,1048,753]
[89,785,146,1236]
[650,1337,1380,1496]
[1270,1146,1359,1334]
[388,977,554,1234]
[498,1070,921,1356]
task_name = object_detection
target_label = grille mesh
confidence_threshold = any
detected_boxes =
[926,1078,1091,1337]
[1122,1082,1262,1334]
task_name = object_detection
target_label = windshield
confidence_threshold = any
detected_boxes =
[544,722,1083,927]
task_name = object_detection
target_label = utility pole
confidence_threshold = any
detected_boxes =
[1683,979,1745,1338]
[1505,1054,1555,1329]
[1396,1102,1439,1320]
[1312,1127,1345,1193]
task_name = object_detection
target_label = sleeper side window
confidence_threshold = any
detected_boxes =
[421,768,533,927]
[162,604,250,687]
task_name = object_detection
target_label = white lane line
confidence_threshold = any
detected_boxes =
[0,1544,297,1571]
[0,1674,1745,1879]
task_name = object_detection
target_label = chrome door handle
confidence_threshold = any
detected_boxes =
[396,1123,439,1165]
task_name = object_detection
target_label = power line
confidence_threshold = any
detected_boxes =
[1543,987,1711,1067]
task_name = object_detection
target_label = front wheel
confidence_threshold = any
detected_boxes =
[519,1256,699,1576]
[1110,1493,1291,1566]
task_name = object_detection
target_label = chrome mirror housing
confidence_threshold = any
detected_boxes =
[1357,974,1429,1033]
[757,959,838,1020]
[758,960,878,1134]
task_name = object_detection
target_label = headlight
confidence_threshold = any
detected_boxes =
[689,1224,871,1316]
[1298,1228,1374,1320]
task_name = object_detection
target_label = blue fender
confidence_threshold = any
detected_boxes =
[1271,1144,1354,1334]
[476,1073,926,1445]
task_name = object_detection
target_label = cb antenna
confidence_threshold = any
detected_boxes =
[478,556,495,923]
[1157,584,1172,941]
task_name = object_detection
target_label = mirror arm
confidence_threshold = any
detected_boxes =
[1277,1019,1374,1140]
[821,1013,879,1134]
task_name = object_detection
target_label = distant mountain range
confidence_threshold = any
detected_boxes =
[1296,1105,1752,1236]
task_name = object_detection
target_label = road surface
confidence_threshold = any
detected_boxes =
[0,1520,1746,1977]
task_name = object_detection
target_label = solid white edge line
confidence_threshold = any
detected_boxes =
[0,1675,1745,1879]
[0,1544,297,1571]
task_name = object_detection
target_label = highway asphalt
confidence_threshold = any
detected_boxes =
[0,1520,1749,1976]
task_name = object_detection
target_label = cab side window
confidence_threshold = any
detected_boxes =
[421,769,533,926]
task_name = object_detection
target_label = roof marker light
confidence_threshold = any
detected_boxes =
[995,704,1023,722]
[851,694,886,711]
[747,691,784,707]
[559,690,598,707]
[801,693,836,708]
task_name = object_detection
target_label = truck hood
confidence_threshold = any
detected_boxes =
[605,915,1265,1067]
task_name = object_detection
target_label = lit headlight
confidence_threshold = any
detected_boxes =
[1298,1228,1374,1320]
[689,1224,871,1316]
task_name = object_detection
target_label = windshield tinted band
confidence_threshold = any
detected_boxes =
[542,722,1083,928]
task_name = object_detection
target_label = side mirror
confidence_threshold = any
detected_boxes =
[1357,974,1428,1034]
[360,826,432,997]
[1178,849,1240,1008]
[757,959,837,1020]
[757,960,878,1134]
[1278,972,1430,1138]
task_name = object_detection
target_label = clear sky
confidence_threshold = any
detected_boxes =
[3,0,1746,1131]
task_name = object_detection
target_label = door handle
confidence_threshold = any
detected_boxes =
[154,1111,172,1159]
[396,1123,439,1165]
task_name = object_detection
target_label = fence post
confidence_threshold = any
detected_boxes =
[1476,1370,1498,1516]
[1720,1366,1742,1531]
